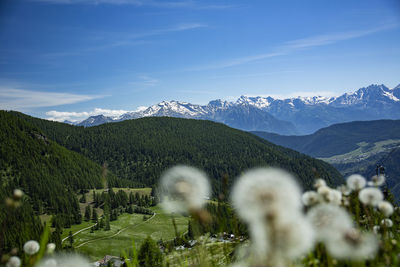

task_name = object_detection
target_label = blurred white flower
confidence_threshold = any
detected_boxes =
[231,168,302,223]
[328,189,342,205]
[313,179,326,189]
[302,191,320,206]
[358,188,383,206]
[46,243,56,254]
[317,186,331,200]
[23,240,40,255]
[307,204,353,243]
[378,201,394,217]
[248,213,314,265]
[337,185,351,196]
[158,165,210,214]
[381,218,393,228]
[346,174,366,191]
[39,258,57,267]
[6,256,21,267]
[373,225,380,234]
[13,189,24,200]
[326,229,378,260]
[37,254,91,267]
[368,175,385,187]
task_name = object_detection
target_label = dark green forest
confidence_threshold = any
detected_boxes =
[11,111,343,191]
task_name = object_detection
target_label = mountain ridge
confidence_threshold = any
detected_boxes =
[72,83,400,134]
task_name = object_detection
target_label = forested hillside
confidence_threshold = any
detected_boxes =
[11,112,343,191]
[252,120,400,158]
[0,111,133,216]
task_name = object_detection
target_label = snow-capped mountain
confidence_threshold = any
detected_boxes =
[76,83,400,135]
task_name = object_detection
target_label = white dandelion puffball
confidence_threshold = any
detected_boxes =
[23,240,40,255]
[159,165,210,214]
[307,204,353,243]
[313,179,326,189]
[337,185,351,196]
[328,189,342,205]
[46,243,56,254]
[37,254,91,267]
[381,218,393,228]
[13,189,24,199]
[326,229,378,260]
[6,256,21,267]
[317,186,331,199]
[368,175,385,187]
[231,168,302,223]
[373,225,380,234]
[302,191,320,206]
[346,174,366,191]
[248,213,315,261]
[358,187,383,206]
[276,216,315,259]
[378,201,394,217]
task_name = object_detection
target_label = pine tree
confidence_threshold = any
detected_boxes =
[84,206,91,222]
[92,208,98,222]
[104,216,110,231]
[138,236,162,267]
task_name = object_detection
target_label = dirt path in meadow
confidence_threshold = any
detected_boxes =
[74,213,156,248]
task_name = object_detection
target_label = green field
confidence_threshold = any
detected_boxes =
[65,206,188,261]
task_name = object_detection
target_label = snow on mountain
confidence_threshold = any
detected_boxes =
[75,83,400,134]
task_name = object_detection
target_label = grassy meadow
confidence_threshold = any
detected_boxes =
[64,205,188,261]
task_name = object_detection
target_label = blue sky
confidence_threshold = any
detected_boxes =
[0,0,399,121]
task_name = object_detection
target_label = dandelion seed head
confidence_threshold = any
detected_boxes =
[368,175,385,187]
[358,187,383,206]
[13,189,23,200]
[313,179,326,189]
[378,201,394,217]
[337,185,351,196]
[37,255,90,267]
[317,186,331,199]
[307,204,353,243]
[381,218,393,228]
[23,240,39,255]
[328,189,342,205]
[302,191,320,206]
[231,168,302,223]
[159,165,210,214]
[46,243,56,254]
[373,225,380,234]
[326,229,378,260]
[39,259,57,267]
[6,256,21,267]
[346,174,366,191]
[277,216,315,259]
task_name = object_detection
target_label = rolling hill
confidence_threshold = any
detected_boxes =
[10,111,343,192]
[252,119,400,178]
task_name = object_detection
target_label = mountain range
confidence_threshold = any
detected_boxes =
[74,83,400,135]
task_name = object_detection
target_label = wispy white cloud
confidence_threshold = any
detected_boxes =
[46,106,146,122]
[188,23,398,71]
[40,23,206,59]
[283,23,397,50]
[129,75,159,88]
[0,88,104,110]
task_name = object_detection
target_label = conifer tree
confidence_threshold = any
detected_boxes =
[138,236,162,267]
[84,206,91,222]
[92,208,98,222]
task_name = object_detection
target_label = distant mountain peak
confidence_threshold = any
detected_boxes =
[74,83,400,134]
